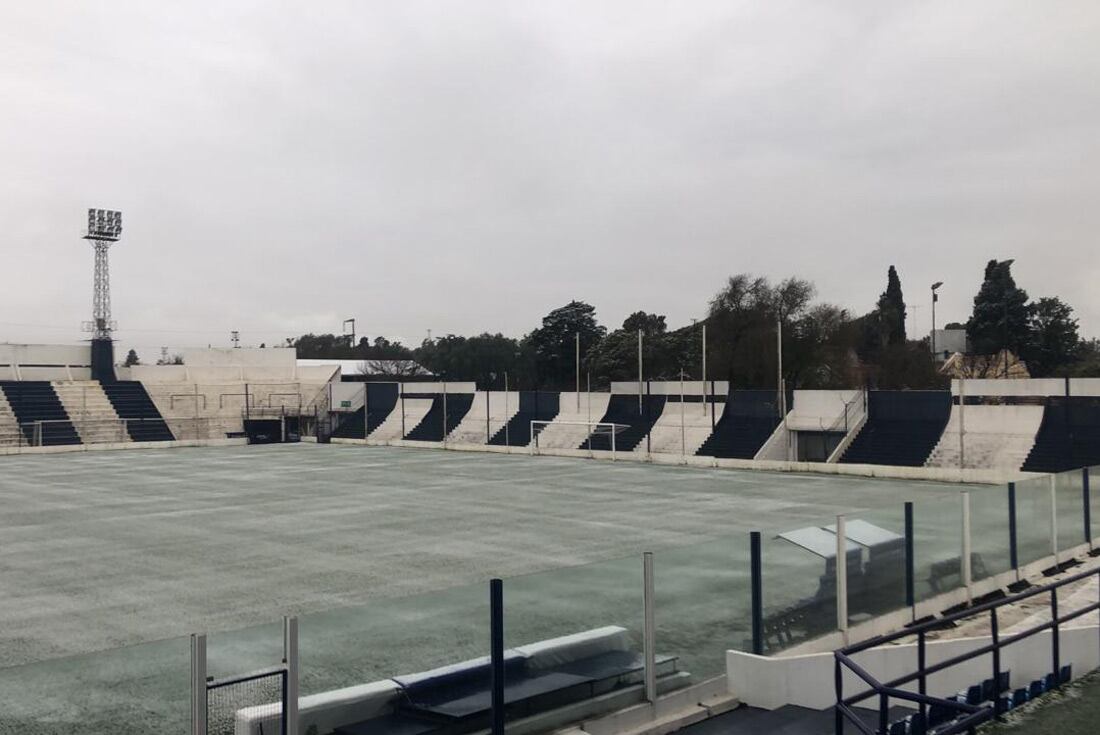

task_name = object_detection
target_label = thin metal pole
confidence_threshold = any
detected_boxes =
[701,323,707,415]
[643,552,657,703]
[637,329,643,414]
[1051,474,1060,566]
[284,616,299,735]
[486,389,491,444]
[680,369,686,458]
[750,531,763,655]
[400,384,406,438]
[962,491,973,605]
[442,380,448,445]
[905,502,915,615]
[576,332,581,413]
[1007,481,1016,572]
[490,579,505,735]
[837,515,848,643]
[991,608,1002,715]
[1085,468,1092,550]
[918,630,927,722]
[958,378,966,470]
[504,373,509,447]
[776,318,784,420]
[1051,588,1061,685]
[191,633,207,735]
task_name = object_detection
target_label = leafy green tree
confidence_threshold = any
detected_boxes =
[1023,297,1082,377]
[525,301,606,388]
[414,333,523,386]
[966,259,1030,355]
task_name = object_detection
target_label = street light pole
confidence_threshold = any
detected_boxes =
[931,282,943,360]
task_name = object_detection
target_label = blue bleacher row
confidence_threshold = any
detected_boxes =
[0,380,173,445]
[885,666,1072,735]
[332,385,1100,472]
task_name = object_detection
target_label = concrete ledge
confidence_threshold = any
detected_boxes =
[0,437,247,456]
[345,436,1034,485]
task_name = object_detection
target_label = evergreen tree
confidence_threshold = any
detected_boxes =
[966,259,1030,355]
[1024,297,1082,376]
[525,301,606,388]
[875,265,906,346]
[123,349,140,367]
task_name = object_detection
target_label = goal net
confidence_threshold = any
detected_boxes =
[530,420,630,458]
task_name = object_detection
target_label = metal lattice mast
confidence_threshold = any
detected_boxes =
[82,209,122,339]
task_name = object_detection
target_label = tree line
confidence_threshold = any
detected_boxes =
[284,260,1098,389]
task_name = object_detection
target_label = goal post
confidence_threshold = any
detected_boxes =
[530,420,630,460]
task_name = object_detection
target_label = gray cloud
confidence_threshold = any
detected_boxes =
[2,1,1098,358]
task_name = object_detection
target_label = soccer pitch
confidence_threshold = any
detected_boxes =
[0,443,975,733]
[0,443,966,665]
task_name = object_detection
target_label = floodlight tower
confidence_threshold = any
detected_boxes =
[82,208,122,382]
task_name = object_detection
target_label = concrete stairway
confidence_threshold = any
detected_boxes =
[925,405,1043,471]
[51,381,128,444]
[0,391,21,446]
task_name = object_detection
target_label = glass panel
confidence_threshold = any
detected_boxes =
[846,506,907,622]
[968,485,1012,582]
[502,554,644,724]
[912,494,963,602]
[0,634,190,734]
[1015,476,1053,567]
[299,582,488,698]
[657,536,752,680]
[1055,469,1086,551]
[760,530,838,652]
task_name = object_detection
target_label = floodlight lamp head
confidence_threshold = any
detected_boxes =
[85,208,122,241]
[931,281,944,291]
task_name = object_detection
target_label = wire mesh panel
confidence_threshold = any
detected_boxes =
[207,668,286,735]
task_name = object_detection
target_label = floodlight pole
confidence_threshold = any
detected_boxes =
[82,208,122,383]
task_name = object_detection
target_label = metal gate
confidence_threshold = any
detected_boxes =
[191,617,299,735]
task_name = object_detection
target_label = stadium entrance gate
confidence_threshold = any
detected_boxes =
[191,617,299,735]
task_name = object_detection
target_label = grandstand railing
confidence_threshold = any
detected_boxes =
[2,417,213,447]
[834,563,1100,734]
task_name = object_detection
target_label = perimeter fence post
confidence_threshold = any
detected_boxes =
[643,552,657,703]
[1051,475,1060,567]
[836,515,848,644]
[284,616,299,735]
[1008,482,1019,580]
[191,633,207,735]
[1083,468,1092,551]
[904,502,915,618]
[490,579,505,735]
[750,531,763,655]
[962,491,973,605]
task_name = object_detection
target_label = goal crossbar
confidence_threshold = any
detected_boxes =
[529,420,630,458]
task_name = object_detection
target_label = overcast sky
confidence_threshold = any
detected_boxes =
[2,2,1099,359]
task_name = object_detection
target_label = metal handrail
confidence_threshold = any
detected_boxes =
[835,563,1100,734]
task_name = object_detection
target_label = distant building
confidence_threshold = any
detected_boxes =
[939,349,1030,379]
[930,328,969,362]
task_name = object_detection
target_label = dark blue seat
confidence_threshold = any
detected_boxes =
[965,683,983,705]
[1043,673,1057,691]
[1012,687,1029,707]
[1029,679,1045,698]
[888,719,905,735]
[906,711,927,735]
[1059,665,1072,684]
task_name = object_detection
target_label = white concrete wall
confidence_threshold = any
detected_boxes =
[610,381,729,396]
[446,391,520,445]
[51,380,126,444]
[0,391,21,446]
[926,405,1043,471]
[1069,379,1100,396]
[953,378,1066,397]
[754,423,792,461]
[786,390,863,432]
[182,347,296,368]
[0,343,91,381]
[330,383,365,413]
[727,625,1099,711]
[637,398,713,456]
[399,382,477,394]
